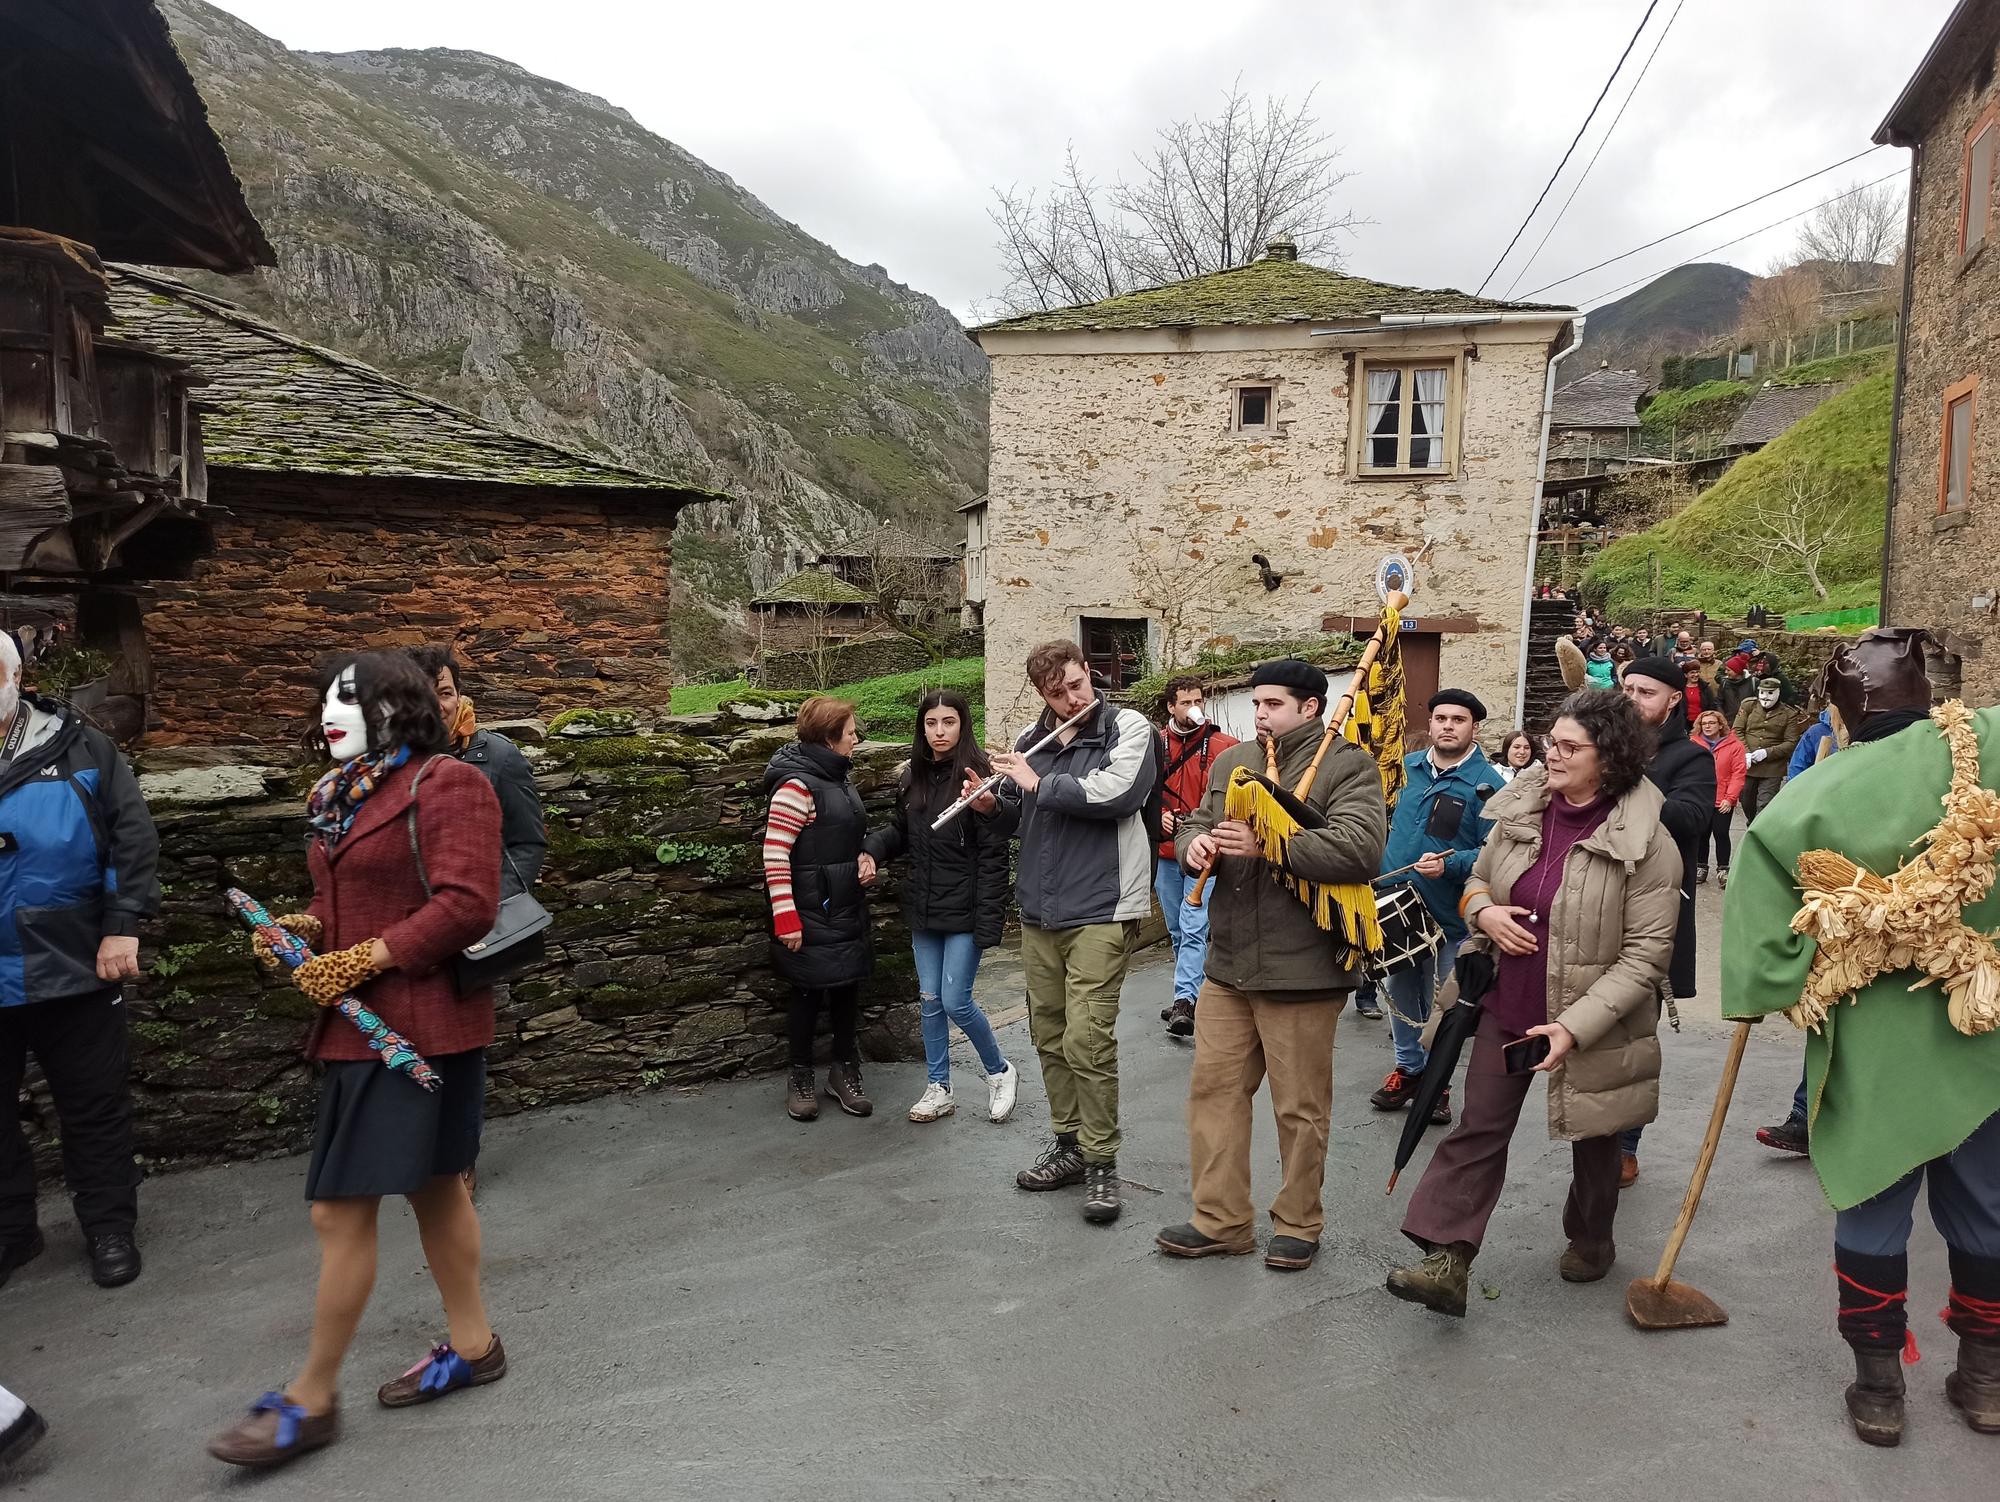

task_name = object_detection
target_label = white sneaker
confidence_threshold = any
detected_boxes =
[909,1082,955,1122]
[987,1062,1019,1123]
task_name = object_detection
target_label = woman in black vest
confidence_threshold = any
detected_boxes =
[762,697,876,1121]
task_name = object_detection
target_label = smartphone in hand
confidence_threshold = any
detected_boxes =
[1503,1033,1552,1074]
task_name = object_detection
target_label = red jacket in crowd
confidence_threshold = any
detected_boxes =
[1703,730,1748,809]
[1157,720,1238,859]
[305,753,502,1062]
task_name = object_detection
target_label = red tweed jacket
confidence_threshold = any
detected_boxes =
[305,754,502,1062]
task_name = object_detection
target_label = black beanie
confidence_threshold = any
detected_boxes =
[1624,655,1684,691]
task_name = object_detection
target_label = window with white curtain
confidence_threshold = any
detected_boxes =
[1358,359,1455,473]
[1965,116,1996,258]
[1942,377,1977,514]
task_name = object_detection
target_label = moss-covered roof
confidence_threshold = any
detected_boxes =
[750,568,876,607]
[974,257,1572,336]
[104,267,731,504]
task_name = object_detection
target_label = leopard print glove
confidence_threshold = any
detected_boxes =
[250,913,325,974]
[292,941,382,1006]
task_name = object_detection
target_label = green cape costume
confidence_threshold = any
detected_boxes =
[1721,708,2000,1211]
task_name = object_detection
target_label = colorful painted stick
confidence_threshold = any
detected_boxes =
[225,887,439,1092]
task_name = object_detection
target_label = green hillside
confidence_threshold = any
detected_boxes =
[1578,262,1757,371]
[1584,369,1893,619]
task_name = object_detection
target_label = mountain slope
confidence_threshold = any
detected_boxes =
[1578,262,1757,372]
[156,1,986,662]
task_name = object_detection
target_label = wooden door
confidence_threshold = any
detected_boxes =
[1400,631,1441,753]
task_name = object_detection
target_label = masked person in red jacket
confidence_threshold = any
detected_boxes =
[1154,677,1236,1038]
[209,652,502,1471]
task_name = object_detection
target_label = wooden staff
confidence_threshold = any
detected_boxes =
[1188,592,1407,907]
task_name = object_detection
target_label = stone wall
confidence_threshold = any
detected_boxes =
[978,323,1564,730]
[22,703,924,1173]
[141,473,681,746]
[1882,29,2000,699]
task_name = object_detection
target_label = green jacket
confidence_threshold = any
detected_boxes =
[1721,709,2000,1209]
[1731,699,1803,778]
[1175,718,1387,995]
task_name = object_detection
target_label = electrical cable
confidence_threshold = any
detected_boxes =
[1518,145,1890,300]
[1475,0,1661,295]
[1504,0,1688,296]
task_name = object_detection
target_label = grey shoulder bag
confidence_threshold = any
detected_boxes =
[408,757,554,994]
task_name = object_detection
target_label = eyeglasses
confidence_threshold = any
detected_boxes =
[1540,736,1597,760]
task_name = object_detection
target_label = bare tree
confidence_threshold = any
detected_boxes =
[987,82,1360,315]
[1794,181,1905,292]
[1123,519,1250,673]
[1738,262,1825,366]
[1734,462,1863,601]
[861,544,960,658]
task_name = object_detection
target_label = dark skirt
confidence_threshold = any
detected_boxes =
[303,1048,487,1201]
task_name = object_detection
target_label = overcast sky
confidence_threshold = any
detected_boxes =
[203,0,1951,319]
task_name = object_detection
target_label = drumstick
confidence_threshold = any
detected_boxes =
[1373,852,1458,885]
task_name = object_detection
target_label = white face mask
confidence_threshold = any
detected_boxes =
[321,666,371,761]
[1758,688,1781,709]
[0,669,17,731]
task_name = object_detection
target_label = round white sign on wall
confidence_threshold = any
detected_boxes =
[1375,555,1416,604]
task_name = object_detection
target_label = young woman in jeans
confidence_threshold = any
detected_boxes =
[866,690,1020,1124]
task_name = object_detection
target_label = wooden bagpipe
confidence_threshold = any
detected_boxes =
[1185,592,1409,960]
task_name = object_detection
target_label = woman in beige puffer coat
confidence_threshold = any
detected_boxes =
[1386,688,1681,1318]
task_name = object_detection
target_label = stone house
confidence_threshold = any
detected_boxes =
[1876,0,2000,698]
[748,565,877,657]
[1546,365,1646,475]
[1721,382,1842,453]
[957,493,988,627]
[105,269,725,745]
[971,241,1578,730]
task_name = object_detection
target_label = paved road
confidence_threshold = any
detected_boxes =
[4,878,1988,1500]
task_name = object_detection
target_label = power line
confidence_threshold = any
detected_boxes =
[1475,0,1661,296]
[1518,144,1889,300]
[1569,167,1905,307]
[1504,0,1688,296]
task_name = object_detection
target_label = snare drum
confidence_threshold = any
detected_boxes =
[1367,882,1445,980]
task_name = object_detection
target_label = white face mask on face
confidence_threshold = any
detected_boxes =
[321,666,372,761]
[0,670,17,731]
[1758,688,1781,710]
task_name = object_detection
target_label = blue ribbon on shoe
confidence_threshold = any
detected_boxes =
[251,1391,307,1449]
[416,1343,473,1395]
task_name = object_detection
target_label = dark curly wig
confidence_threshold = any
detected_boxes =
[1551,687,1657,799]
[304,650,449,762]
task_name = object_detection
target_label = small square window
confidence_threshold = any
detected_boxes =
[1235,385,1273,431]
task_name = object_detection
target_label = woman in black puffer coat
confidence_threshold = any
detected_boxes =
[866,690,1021,1126]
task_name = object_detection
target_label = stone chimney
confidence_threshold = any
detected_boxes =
[1263,235,1299,261]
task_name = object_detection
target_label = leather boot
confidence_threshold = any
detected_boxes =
[824,1061,873,1117]
[1386,1242,1474,1318]
[1845,1346,1906,1447]
[786,1067,818,1121]
[1947,1335,2000,1434]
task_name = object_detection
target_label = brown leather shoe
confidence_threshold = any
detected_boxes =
[1559,1240,1617,1283]
[1619,1152,1640,1189]
[824,1060,873,1117]
[377,1334,507,1408]
[207,1392,340,1469]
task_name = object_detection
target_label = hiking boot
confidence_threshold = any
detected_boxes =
[207,1392,340,1469]
[377,1334,507,1408]
[1620,1153,1640,1189]
[986,1062,1019,1123]
[786,1067,819,1121]
[1016,1135,1086,1191]
[1845,1345,1906,1447]
[824,1061,873,1117]
[1716,867,1729,890]
[0,1401,46,1468]
[1081,1162,1121,1224]
[1946,1333,2000,1434]
[1352,995,1383,1019]
[1370,1069,1421,1112]
[0,1227,44,1290]
[1756,1116,1809,1155]
[1386,1243,1474,1318]
[908,1082,955,1123]
[1695,864,1708,885]
[1265,1236,1319,1272]
[88,1232,141,1289]
[1166,998,1196,1037]
[1155,1222,1254,1258]
[1429,1087,1453,1126]
[1559,1240,1616,1283]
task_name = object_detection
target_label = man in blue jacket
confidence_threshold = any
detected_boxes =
[0,634,161,1292]
[1369,690,1503,1125]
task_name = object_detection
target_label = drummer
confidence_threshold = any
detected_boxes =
[1368,690,1506,1126]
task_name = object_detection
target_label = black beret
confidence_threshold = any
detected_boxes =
[1624,655,1684,691]
[1249,658,1329,703]
[1428,688,1487,719]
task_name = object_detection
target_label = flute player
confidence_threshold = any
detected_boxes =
[993,642,1158,1226]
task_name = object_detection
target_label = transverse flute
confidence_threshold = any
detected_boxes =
[930,699,1096,830]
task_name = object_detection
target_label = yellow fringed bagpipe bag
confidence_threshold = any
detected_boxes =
[1218,763,1384,959]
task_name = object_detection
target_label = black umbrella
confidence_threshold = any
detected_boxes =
[1385,949,1496,1194]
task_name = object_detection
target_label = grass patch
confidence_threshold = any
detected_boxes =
[671,678,753,714]
[670,656,986,739]
[1585,370,1892,620]
[1638,379,1751,436]
[1768,345,1895,388]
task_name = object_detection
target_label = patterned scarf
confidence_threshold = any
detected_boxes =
[307,744,411,849]
[447,694,478,753]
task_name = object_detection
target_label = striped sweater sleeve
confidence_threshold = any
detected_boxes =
[763,779,816,937]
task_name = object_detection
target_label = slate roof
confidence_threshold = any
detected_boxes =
[973,256,1572,335]
[1552,367,1646,429]
[104,267,730,504]
[818,524,955,559]
[1724,383,1842,449]
[751,568,876,608]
